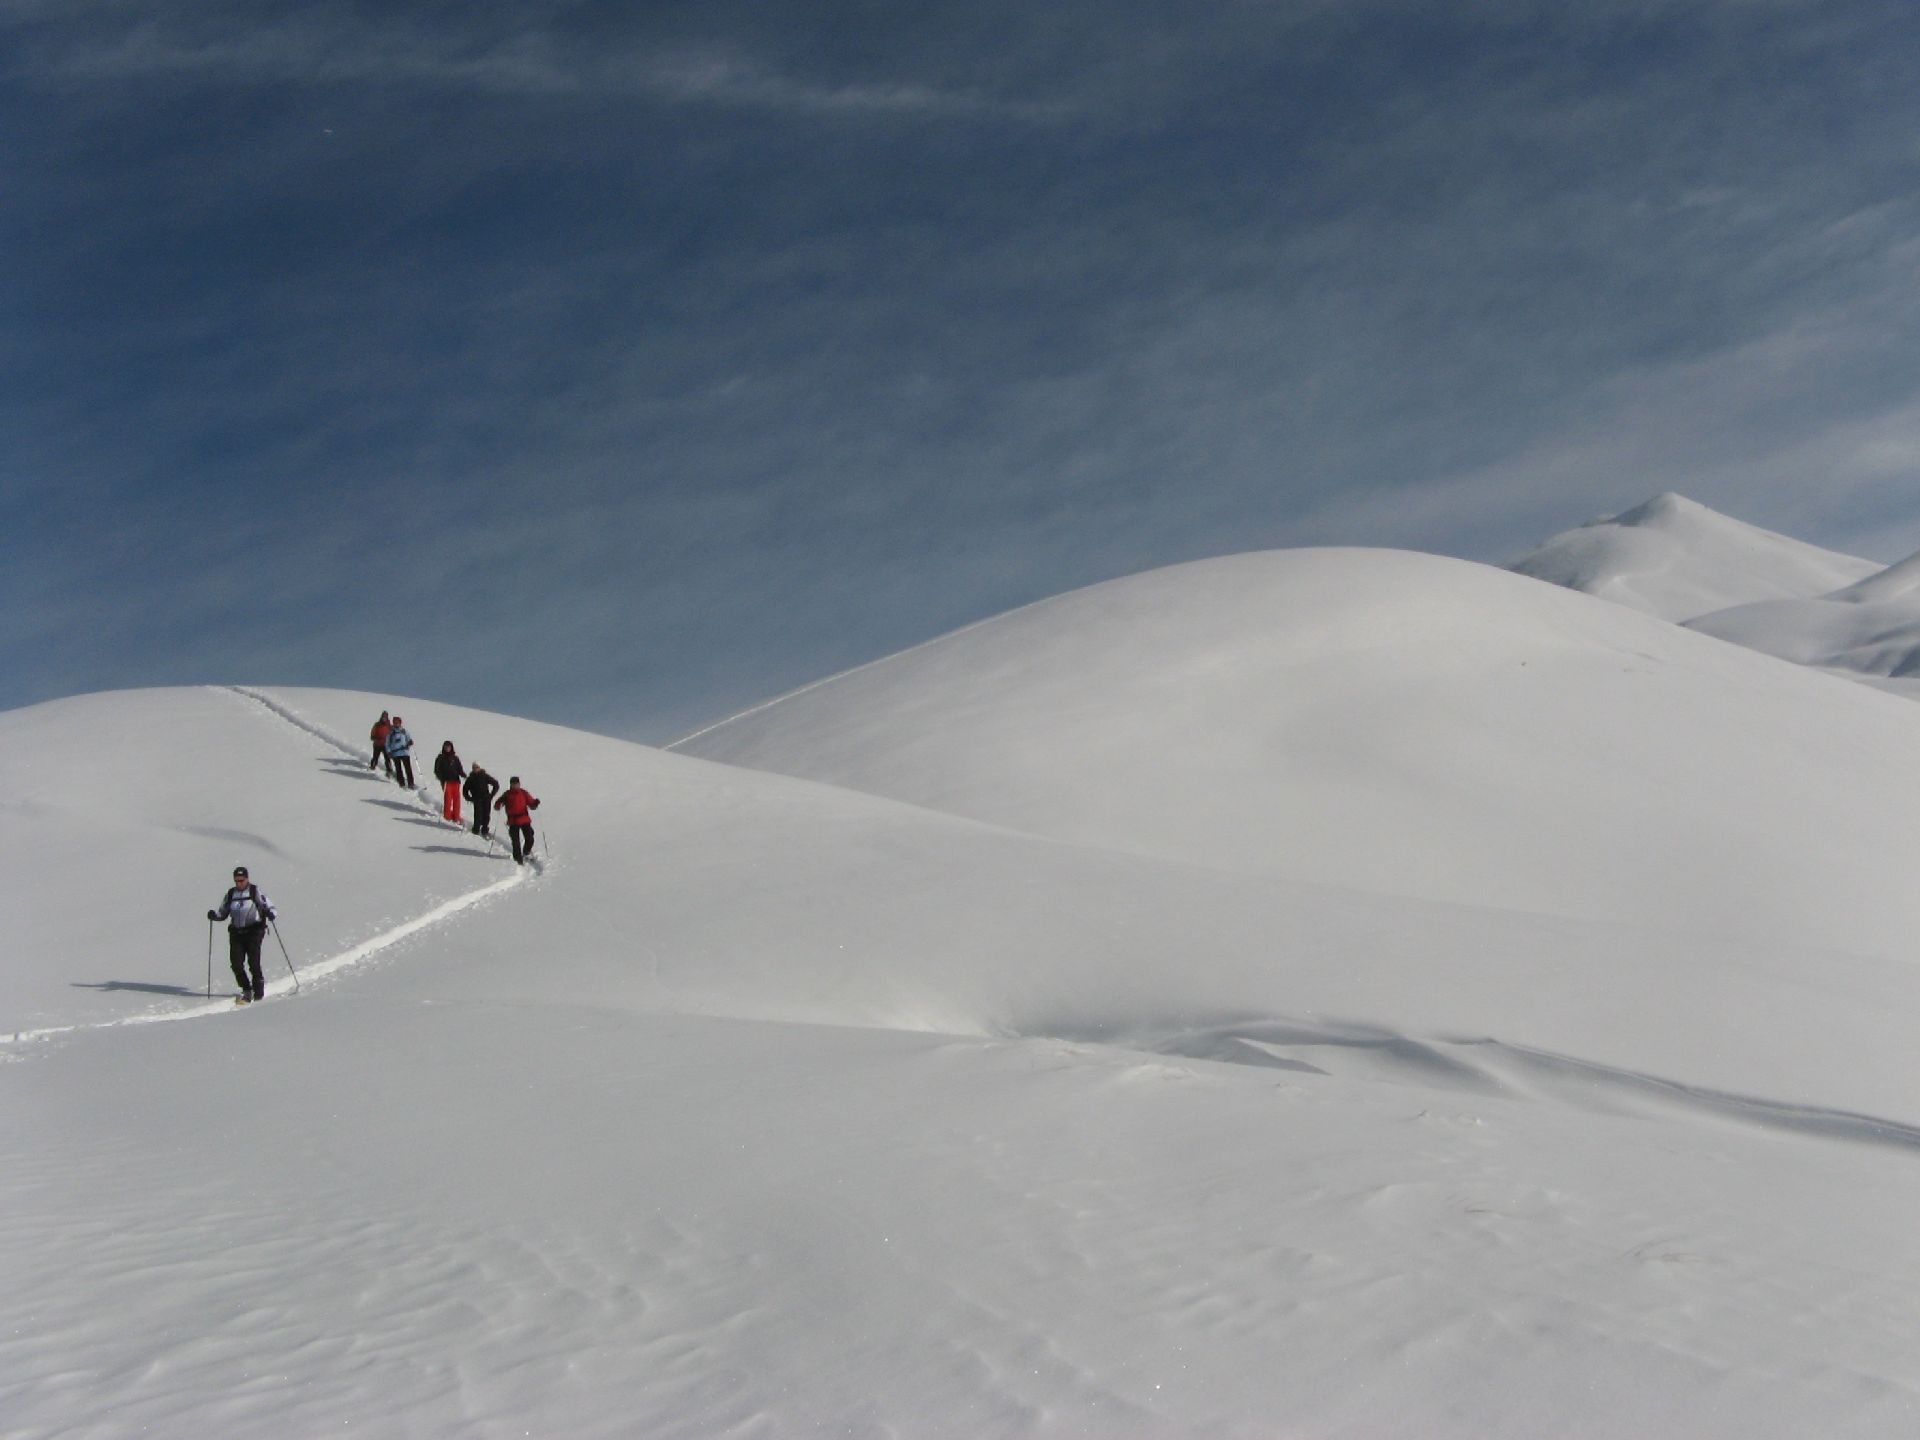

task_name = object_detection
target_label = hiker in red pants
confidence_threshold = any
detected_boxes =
[433,741,467,824]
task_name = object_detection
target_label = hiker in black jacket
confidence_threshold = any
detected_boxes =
[463,763,501,838]
[433,740,468,823]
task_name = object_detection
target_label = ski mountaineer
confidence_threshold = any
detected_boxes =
[463,763,500,838]
[369,710,393,775]
[385,715,415,790]
[495,777,541,864]
[433,741,467,823]
[208,865,276,1003]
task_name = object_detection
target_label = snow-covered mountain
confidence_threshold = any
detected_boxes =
[1509,492,1920,694]
[676,546,1920,959]
[1508,491,1879,621]
[10,547,1920,1437]
[1687,551,1920,686]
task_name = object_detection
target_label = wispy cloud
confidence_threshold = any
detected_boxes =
[636,53,1070,123]
[22,12,1067,124]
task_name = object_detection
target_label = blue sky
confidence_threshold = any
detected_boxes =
[6,1,1920,740]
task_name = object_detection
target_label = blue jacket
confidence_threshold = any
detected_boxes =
[384,725,414,758]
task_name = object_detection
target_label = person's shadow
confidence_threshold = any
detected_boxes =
[72,981,206,996]
[320,755,405,790]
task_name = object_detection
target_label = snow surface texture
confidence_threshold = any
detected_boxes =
[1508,491,1880,622]
[9,547,1920,1436]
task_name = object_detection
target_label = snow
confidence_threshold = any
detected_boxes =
[1687,551,1920,686]
[8,543,1920,1437]
[676,547,1920,960]
[1508,491,1880,622]
[1510,491,1920,703]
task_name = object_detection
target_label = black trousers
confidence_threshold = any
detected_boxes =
[509,823,535,863]
[228,925,266,997]
[392,754,414,788]
[370,743,392,774]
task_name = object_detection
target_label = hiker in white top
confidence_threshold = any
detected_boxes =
[208,865,277,1002]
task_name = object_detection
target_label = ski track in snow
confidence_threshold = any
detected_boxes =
[2,688,538,1047]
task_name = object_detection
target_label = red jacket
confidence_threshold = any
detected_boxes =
[495,785,540,826]
[371,717,392,746]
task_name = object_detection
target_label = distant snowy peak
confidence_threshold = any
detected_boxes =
[1509,491,1878,622]
[1686,548,1920,682]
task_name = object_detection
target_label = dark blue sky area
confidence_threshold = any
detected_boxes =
[7,1,1920,738]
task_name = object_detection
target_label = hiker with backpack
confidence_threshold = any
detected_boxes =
[433,740,467,823]
[208,864,277,1003]
[369,711,393,775]
[463,763,500,838]
[495,777,541,864]
[385,715,415,789]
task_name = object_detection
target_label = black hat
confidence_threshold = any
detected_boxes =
[233,865,249,878]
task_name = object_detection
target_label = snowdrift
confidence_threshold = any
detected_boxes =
[1508,491,1878,621]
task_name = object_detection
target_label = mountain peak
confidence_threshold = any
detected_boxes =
[1604,491,1710,529]
[1511,494,1877,623]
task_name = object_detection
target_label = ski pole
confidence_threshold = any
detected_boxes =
[206,918,214,999]
[269,920,301,992]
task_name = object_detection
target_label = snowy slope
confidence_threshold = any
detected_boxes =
[1508,491,1879,621]
[1688,550,1920,683]
[675,545,1920,962]
[10,565,1920,1438]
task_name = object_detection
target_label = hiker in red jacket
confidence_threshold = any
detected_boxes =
[369,711,393,775]
[495,777,541,865]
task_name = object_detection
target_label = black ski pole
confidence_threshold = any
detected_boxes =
[269,920,301,992]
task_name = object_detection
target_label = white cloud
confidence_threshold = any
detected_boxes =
[30,14,1065,124]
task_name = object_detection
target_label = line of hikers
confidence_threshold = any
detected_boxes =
[207,709,548,1004]
[369,710,542,865]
